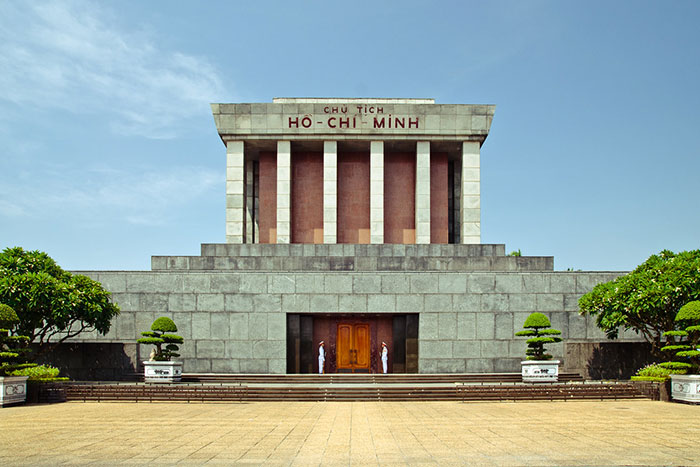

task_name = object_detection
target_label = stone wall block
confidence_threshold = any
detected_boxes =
[435,359,466,373]
[438,313,457,339]
[187,358,212,373]
[134,312,156,337]
[139,293,169,312]
[116,313,136,340]
[169,294,196,312]
[225,294,253,312]
[239,275,268,293]
[466,359,495,372]
[549,312,569,338]
[453,340,480,358]
[494,313,514,340]
[480,340,509,358]
[324,275,353,293]
[111,293,140,312]
[196,294,225,312]
[210,313,230,339]
[396,294,423,312]
[98,274,127,293]
[295,274,327,293]
[240,359,268,373]
[508,294,537,312]
[153,274,184,293]
[536,294,564,312]
[249,313,268,340]
[183,274,211,293]
[281,294,310,312]
[353,275,382,293]
[550,274,577,293]
[468,274,495,293]
[196,340,225,358]
[310,294,339,312]
[522,274,549,293]
[126,274,156,293]
[367,294,396,312]
[339,295,367,312]
[212,359,239,373]
[453,294,480,312]
[172,312,193,339]
[564,294,581,312]
[438,274,467,293]
[420,313,439,340]
[457,313,476,339]
[267,275,296,294]
[381,275,410,293]
[192,313,212,340]
[226,340,252,358]
[420,340,452,359]
[480,294,509,312]
[253,294,282,312]
[424,294,453,312]
[476,313,495,339]
[267,314,286,340]
[410,274,438,293]
[495,274,523,293]
[493,358,520,372]
[268,358,286,374]
[210,275,241,293]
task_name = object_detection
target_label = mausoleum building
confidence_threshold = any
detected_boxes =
[67,98,645,379]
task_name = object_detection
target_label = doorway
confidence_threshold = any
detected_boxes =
[336,323,370,373]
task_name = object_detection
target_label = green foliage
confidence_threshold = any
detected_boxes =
[508,249,521,257]
[661,301,700,374]
[0,247,120,357]
[633,363,673,380]
[151,317,177,333]
[676,301,700,323]
[523,312,551,329]
[578,250,700,356]
[658,361,691,372]
[10,364,68,382]
[0,303,37,376]
[138,317,184,362]
[516,312,563,360]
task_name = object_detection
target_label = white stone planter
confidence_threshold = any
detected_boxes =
[1,375,29,406]
[521,360,560,383]
[670,374,700,404]
[143,361,182,383]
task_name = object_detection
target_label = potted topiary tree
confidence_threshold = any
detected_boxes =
[515,312,563,383]
[660,301,700,403]
[137,317,184,383]
[0,303,34,406]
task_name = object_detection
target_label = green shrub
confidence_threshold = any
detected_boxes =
[633,363,673,380]
[661,301,700,374]
[10,364,68,382]
[515,312,563,360]
[0,303,37,376]
[137,317,183,361]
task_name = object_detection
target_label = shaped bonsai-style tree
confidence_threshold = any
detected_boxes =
[515,312,562,360]
[0,304,36,376]
[137,317,184,361]
[660,301,700,374]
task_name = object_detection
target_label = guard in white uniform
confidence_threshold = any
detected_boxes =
[381,342,388,374]
[318,341,325,374]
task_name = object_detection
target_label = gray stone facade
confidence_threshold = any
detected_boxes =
[72,245,638,376]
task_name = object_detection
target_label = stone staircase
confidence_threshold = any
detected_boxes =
[60,373,649,403]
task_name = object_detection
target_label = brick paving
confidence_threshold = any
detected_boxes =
[1,400,699,466]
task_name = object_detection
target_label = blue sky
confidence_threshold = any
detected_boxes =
[1,0,698,272]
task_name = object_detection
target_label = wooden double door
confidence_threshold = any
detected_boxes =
[336,323,371,373]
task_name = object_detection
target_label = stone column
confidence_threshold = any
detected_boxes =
[415,141,431,244]
[226,140,245,243]
[245,159,255,243]
[276,141,291,244]
[370,141,384,244]
[323,141,337,244]
[461,141,481,244]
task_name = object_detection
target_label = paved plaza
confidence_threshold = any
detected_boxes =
[2,400,700,466]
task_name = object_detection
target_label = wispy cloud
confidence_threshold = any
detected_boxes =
[0,0,229,138]
[0,163,221,227]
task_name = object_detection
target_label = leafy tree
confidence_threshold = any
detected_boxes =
[515,312,563,360]
[0,247,120,357]
[578,249,700,357]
